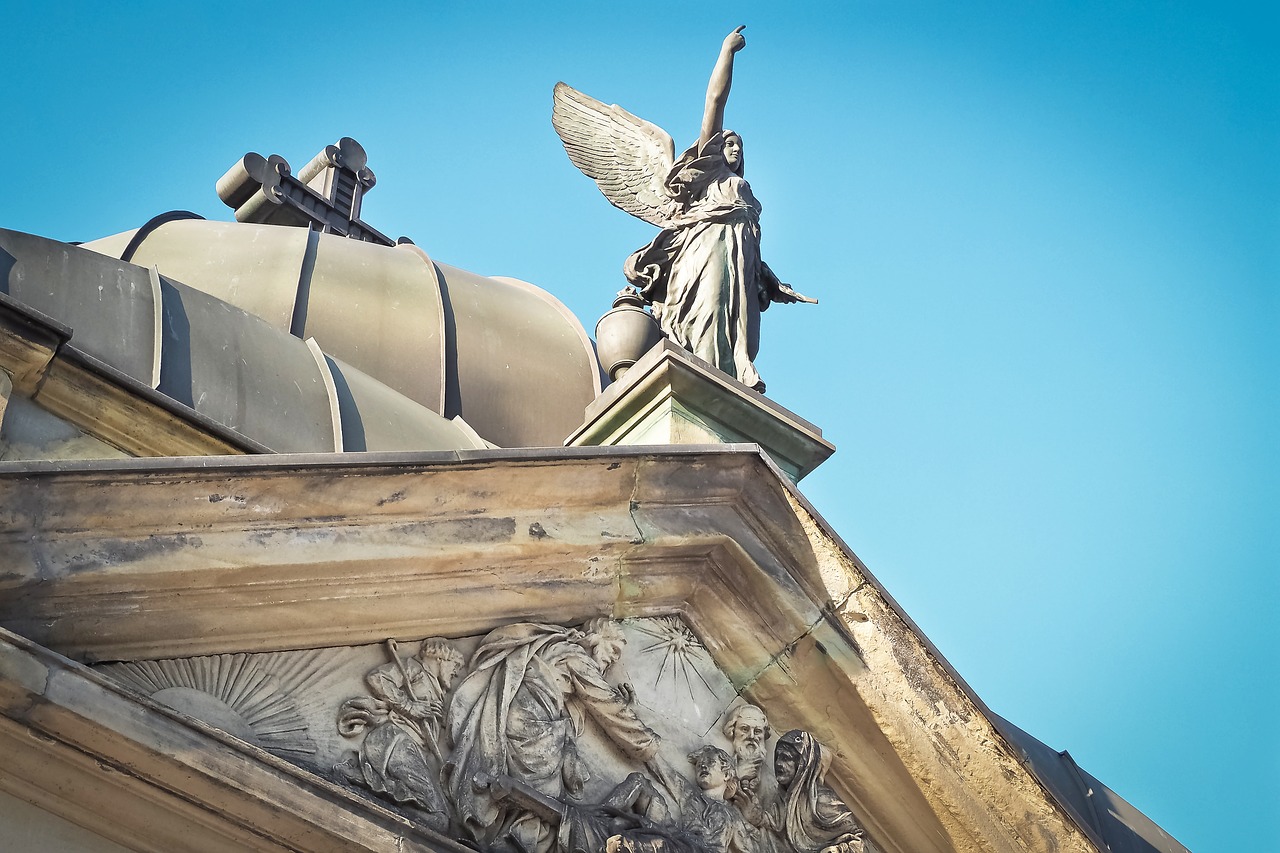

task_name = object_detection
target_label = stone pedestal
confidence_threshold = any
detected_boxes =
[566,340,834,481]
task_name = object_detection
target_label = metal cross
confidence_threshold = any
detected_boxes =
[216,137,394,246]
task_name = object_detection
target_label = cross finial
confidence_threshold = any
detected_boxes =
[216,137,393,246]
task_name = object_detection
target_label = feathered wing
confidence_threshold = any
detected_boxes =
[552,82,677,228]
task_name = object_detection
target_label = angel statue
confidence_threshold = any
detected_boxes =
[553,26,814,393]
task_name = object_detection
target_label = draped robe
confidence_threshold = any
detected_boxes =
[445,623,659,853]
[625,132,785,391]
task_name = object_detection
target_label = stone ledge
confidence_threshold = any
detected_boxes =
[567,341,834,481]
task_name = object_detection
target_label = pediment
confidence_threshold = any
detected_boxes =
[0,448,1097,853]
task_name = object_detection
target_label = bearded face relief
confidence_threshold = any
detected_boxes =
[725,704,770,775]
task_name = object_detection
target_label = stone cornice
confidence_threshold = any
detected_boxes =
[0,446,1099,853]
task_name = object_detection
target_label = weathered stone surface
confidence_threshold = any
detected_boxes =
[0,628,465,852]
[87,617,870,853]
[569,342,833,482]
[0,448,1099,853]
[0,392,128,462]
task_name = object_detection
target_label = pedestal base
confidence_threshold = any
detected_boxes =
[566,341,834,481]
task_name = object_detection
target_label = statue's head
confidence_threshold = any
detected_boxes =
[773,730,804,788]
[723,703,771,760]
[688,745,738,800]
[581,617,627,670]
[774,729,831,791]
[418,638,466,687]
[722,131,744,175]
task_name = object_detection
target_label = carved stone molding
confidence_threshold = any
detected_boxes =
[0,448,1101,853]
[93,617,875,853]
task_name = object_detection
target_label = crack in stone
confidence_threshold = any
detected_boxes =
[735,580,871,696]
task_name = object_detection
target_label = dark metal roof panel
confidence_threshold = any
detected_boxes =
[300,236,446,413]
[157,276,338,453]
[437,263,599,448]
[0,229,159,387]
[991,714,1191,853]
[90,219,307,333]
[322,353,483,452]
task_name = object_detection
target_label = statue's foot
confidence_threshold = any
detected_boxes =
[751,380,766,394]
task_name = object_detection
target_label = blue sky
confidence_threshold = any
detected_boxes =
[3,2,1276,850]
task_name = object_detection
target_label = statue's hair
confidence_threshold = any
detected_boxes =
[418,637,464,666]
[688,745,739,800]
[722,703,771,742]
[580,617,624,642]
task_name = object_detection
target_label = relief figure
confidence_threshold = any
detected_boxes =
[446,618,661,853]
[476,770,679,853]
[335,638,465,831]
[645,745,759,853]
[722,704,772,826]
[769,731,865,853]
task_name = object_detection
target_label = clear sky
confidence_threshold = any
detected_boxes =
[3,2,1276,850]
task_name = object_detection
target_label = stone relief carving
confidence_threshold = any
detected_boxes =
[446,618,661,853]
[552,27,816,394]
[94,617,871,853]
[722,704,771,827]
[770,730,866,853]
[100,652,319,759]
[648,745,758,853]
[334,638,465,831]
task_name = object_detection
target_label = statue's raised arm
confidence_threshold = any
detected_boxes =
[700,26,746,147]
[552,26,815,394]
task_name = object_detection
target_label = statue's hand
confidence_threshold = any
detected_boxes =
[819,833,866,853]
[408,697,442,720]
[773,282,818,305]
[724,25,746,54]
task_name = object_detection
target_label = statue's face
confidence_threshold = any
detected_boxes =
[722,135,742,170]
[439,657,464,687]
[731,708,768,757]
[590,629,627,670]
[695,753,730,792]
[774,741,799,788]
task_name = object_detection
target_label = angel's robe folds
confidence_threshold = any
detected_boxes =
[625,133,785,391]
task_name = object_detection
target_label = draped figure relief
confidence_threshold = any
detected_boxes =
[445,619,661,853]
[122,617,877,853]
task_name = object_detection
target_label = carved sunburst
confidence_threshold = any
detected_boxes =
[101,653,317,758]
[628,616,720,703]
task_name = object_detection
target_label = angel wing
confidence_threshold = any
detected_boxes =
[552,82,678,228]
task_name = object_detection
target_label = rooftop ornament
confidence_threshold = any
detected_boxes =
[216,137,396,246]
[553,26,815,393]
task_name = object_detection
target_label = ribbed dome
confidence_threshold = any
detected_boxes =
[81,219,602,449]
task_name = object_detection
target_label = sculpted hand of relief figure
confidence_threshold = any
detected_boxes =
[552,26,816,393]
